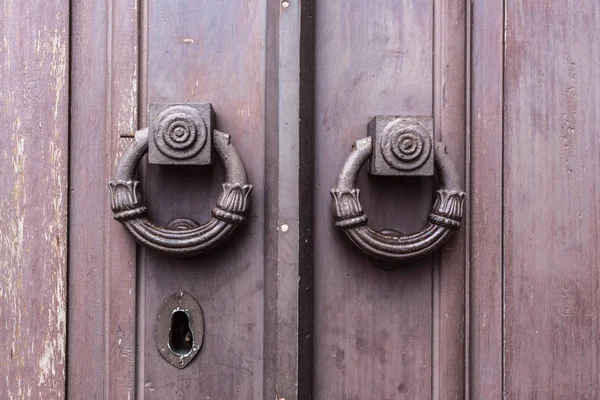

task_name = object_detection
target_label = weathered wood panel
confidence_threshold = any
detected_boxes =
[314,0,468,397]
[0,1,69,398]
[263,1,315,399]
[139,1,267,398]
[504,1,600,398]
[314,1,435,398]
[468,1,504,398]
[68,0,139,398]
[432,1,467,398]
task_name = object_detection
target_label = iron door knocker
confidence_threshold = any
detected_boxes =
[331,117,465,265]
[109,103,252,257]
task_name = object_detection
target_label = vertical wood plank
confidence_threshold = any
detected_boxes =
[262,1,280,397]
[274,2,302,395]
[69,0,139,397]
[504,1,600,398]
[0,1,69,398]
[468,1,504,398]
[139,2,267,398]
[432,0,467,398]
[264,0,315,399]
[104,2,139,397]
[314,1,435,398]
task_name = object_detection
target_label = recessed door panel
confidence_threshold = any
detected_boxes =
[139,1,267,398]
[313,0,467,398]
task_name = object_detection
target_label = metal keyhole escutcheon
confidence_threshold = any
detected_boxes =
[154,291,204,369]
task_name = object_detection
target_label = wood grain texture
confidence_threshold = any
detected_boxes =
[0,1,69,398]
[313,1,435,398]
[432,1,467,398]
[69,0,139,398]
[264,1,315,399]
[314,0,468,397]
[504,1,600,398]
[262,1,281,398]
[139,1,267,398]
[468,1,504,398]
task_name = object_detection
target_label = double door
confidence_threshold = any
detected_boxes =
[2,0,598,399]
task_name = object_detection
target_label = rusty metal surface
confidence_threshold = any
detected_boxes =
[331,136,465,265]
[109,128,252,256]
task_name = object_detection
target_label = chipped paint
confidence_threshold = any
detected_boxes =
[0,1,68,398]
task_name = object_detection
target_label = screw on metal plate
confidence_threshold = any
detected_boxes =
[148,102,215,165]
[154,291,204,369]
[368,116,434,176]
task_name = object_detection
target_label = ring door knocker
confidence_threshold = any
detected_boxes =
[331,116,466,265]
[109,103,252,257]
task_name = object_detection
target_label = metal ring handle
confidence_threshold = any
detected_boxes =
[330,136,465,263]
[109,128,252,257]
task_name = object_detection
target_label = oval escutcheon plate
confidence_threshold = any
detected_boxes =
[154,291,204,369]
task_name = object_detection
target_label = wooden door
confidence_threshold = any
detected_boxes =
[313,1,466,398]
[68,1,312,398]
[1,1,599,399]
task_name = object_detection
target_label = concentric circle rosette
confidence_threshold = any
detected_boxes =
[380,119,432,171]
[152,105,208,160]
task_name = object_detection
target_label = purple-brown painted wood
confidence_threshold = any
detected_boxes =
[0,1,69,398]
[503,1,600,398]
[468,2,504,399]
[432,1,467,398]
[3,0,595,398]
[468,1,504,398]
[313,0,467,398]
[138,1,268,398]
[68,0,139,397]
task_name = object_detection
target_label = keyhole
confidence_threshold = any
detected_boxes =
[169,311,193,355]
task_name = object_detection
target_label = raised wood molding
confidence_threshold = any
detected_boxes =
[432,1,468,398]
[69,0,139,397]
[468,1,504,398]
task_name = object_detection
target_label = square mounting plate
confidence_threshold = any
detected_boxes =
[148,102,214,165]
[368,115,434,177]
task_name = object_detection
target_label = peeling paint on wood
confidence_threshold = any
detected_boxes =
[0,1,69,398]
